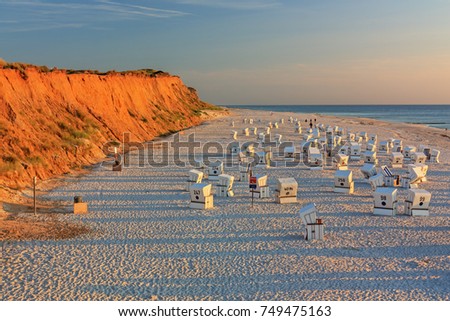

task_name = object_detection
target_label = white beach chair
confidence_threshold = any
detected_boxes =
[373,187,398,216]
[403,146,417,159]
[350,142,361,160]
[334,170,354,194]
[208,160,224,181]
[312,128,320,138]
[391,152,404,168]
[335,154,349,170]
[392,139,402,153]
[347,132,355,142]
[408,164,427,185]
[359,132,368,141]
[217,174,235,197]
[299,203,324,241]
[380,165,401,187]
[253,174,270,198]
[228,141,240,155]
[379,141,390,154]
[405,189,431,216]
[430,149,440,163]
[411,152,427,164]
[275,178,298,204]
[360,163,378,179]
[189,183,213,209]
[363,151,378,165]
[186,169,203,191]
[239,162,251,182]
[308,147,323,169]
[369,173,385,191]
[284,145,295,160]
[275,134,282,147]
[366,143,377,152]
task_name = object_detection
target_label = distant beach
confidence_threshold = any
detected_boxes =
[3,108,449,301]
[227,105,450,129]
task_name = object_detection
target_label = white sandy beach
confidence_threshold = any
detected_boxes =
[3,108,450,301]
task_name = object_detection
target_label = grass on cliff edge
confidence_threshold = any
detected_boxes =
[0,59,169,78]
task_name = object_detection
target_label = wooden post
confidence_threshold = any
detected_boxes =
[33,176,37,215]
[249,168,255,208]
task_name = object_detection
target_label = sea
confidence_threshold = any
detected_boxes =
[226,105,450,129]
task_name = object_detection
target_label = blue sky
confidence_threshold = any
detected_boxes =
[1,0,450,104]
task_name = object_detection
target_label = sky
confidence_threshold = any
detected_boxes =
[1,0,450,105]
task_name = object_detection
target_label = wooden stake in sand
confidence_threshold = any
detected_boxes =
[249,170,256,207]
[33,176,37,215]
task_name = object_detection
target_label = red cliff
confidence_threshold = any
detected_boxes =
[0,63,220,189]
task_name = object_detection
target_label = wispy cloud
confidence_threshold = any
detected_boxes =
[96,1,188,18]
[174,0,280,10]
[0,0,189,32]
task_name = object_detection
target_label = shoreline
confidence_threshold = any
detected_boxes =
[229,108,450,153]
[225,105,450,131]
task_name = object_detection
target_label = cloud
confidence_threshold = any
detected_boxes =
[0,0,280,32]
[0,0,189,32]
[174,0,280,10]
[96,1,188,18]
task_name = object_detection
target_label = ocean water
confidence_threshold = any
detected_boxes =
[227,105,450,129]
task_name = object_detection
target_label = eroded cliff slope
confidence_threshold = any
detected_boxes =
[0,63,219,189]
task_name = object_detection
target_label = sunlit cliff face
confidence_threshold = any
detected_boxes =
[0,66,213,189]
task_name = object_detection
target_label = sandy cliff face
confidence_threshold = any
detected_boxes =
[0,66,217,189]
